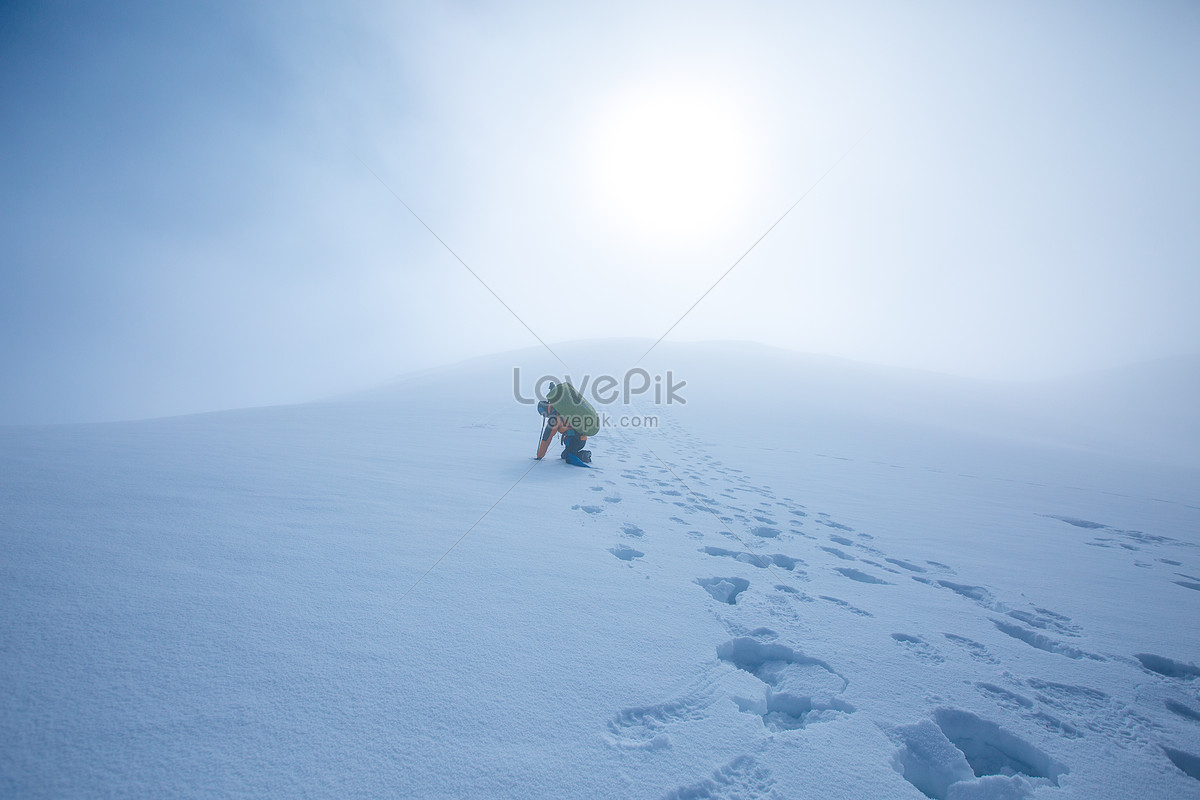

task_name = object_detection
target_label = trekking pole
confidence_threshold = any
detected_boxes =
[535,415,551,459]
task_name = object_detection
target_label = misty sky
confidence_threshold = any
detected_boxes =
[2,1,1198,424]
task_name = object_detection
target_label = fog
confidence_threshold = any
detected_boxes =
[2,0,1198,424]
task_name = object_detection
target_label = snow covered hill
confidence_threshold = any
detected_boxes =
[2,341,1198,799]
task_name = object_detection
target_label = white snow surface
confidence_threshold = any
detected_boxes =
[3,340,1199,799]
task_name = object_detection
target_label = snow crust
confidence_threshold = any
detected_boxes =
[2,341,1198,798]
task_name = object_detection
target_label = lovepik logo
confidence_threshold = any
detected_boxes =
[512,368,687,406]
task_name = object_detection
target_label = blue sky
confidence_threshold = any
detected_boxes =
[2,1,1198,423]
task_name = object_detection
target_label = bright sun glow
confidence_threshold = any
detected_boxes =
[589,84,755,242]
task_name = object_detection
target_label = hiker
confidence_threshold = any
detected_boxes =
[536,387,592,465]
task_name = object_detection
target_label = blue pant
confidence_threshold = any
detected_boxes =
[561,429,585,460]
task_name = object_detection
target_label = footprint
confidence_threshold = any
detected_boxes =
[890,720,975,799]
[603,496,622,504]
[573,505,603,514]
[609,545,644,562]
[606,697,707,750]
[1163,746,1200,782]
[1033,606,1074,623]
[1122,530,1180,545]
[944,634,999,664]
[1166,700,1200,722]
[891,708,1068,799]
[621,523,644,537]
[1024,680,1109,713]
[769,554,802,571]
[1028,710,1083,739]
[1135,653,1200,679]
[717,636,853,731]
[702,547,804,573]
[892,633,945,663]
[697,577,749,605]
[835,567,891,585]
[703,546,771,569]
[775,585,815,601]
[664,756,782,800]
[1005,608,1081,637]
[861,559,902,574]
[937,581,997,607]
[975,682,1034,710]
[820,546,856,561]
[991,619,1100,660]
[943,708,1070,779]
[1045,515,1108,529]
[976,682,1084,739]
[885,558,927,573]
[1090,529,1186,550]
[751,525,781,538]
[819,595,873,618]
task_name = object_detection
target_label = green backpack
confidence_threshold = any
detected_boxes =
[547,382,600,437]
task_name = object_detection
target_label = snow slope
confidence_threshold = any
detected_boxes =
[2,341,1199,799]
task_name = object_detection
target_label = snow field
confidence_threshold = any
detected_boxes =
[2,342,1199,798]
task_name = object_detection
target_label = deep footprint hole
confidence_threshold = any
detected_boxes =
[892,708,1068,799]
[1136,653,1200,679]
[696,577,749,605]
[717,637,851,731]
[608,545,644,562]
[1164,747,1200,782]
[935,708,1067,785]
